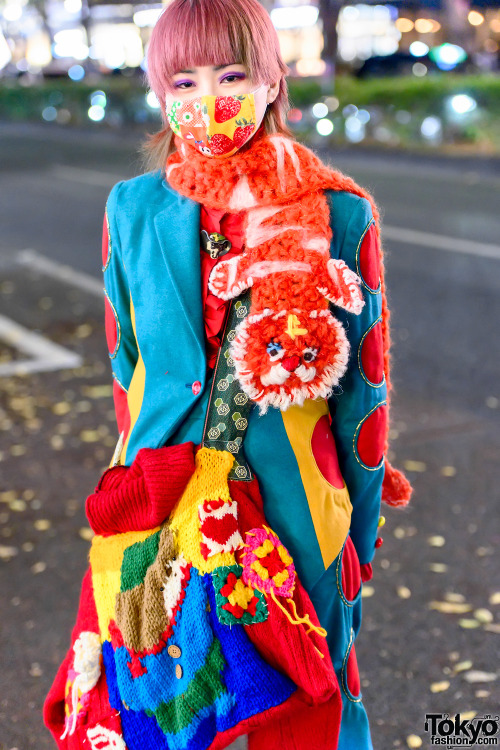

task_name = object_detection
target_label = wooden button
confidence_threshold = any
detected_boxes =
[175,664,183,679]
[168,644,182,658]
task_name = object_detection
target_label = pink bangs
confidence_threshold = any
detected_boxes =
[147,0,289,122]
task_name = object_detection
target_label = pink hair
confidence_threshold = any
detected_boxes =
[141,0,292,170]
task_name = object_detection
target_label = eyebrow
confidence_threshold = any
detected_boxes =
[175,63,241,74]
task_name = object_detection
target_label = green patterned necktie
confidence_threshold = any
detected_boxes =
[201,291,254,481]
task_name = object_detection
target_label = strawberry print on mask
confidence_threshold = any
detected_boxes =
[166,85,265,158]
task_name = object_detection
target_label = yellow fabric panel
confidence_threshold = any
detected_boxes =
[281,399,352,570]
[89,528,160,641]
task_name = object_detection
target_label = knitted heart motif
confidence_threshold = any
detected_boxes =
[200,513,239,545]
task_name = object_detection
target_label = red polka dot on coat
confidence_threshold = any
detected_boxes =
[357,404,387,468]
[358,222,380,291]
[341,535,361,602]
[104,294,118,357]
[102,214,110,268]
[311,415,344,489]
[346,643,361,698]
[360,321,384,385]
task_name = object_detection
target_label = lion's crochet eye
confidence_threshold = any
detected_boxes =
[303,347,318,363]
[266,340,284,361]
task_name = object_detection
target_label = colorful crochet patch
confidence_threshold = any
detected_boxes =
[212,565,268,625]
[240,525,295,598]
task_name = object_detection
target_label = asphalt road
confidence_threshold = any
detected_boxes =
[0,122,499,750]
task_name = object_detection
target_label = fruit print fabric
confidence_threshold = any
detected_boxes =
[166,92,258,158]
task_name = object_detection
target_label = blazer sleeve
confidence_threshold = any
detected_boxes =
[102,181,139,440]
[328,195,387,568]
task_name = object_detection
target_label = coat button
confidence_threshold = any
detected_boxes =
[192,381,202,395]
[168,644,182,658]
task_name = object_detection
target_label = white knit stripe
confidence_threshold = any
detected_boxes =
[303,237,330,253]
[246,222,305,249]
[283,139,302,182]
[246,260,311,278]
[228,174,258,210]
[269,135,287,192]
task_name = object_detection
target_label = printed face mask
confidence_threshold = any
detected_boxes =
[165,84,266,158]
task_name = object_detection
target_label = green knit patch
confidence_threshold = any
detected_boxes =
[153,637,228,734]
[120,530,161,592]
[213,565,268,626]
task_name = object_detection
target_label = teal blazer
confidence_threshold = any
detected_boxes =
[102,169,386,591]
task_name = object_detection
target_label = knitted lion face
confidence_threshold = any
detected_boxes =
[230,308,350,413]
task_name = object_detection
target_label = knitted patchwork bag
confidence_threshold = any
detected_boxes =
[44,298,342,750]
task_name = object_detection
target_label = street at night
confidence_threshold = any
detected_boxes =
[0,122,499,749]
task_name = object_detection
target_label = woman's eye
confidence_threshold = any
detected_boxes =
[174,81,195,90]
[221,74,245,84]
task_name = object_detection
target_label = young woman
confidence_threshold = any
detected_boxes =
[44,1,411,748]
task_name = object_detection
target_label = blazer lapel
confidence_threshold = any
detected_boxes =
[154,184,205,361]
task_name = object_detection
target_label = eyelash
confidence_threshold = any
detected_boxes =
[174,73,245,89]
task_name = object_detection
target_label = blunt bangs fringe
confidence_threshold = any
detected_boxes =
[141,0,293,172]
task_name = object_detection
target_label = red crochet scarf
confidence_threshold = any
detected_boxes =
[166,131,411,507]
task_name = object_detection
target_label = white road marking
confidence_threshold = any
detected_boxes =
[17,249,103,297]
[382,225,500,260]
[50,164,123,187]
[0,314,83,376]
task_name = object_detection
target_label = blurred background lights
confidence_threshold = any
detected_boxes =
[412,62,428,76]
[146,91,160,109]
[409,41,429,57]
[3,3,23,22]
[343,104,358,118]
[324,96,339,112]
[396,110,411,125]
[53,29,89,61]
[429,43,467,70]
[449,94,477,114]
[490,19,500,32]
[271,5,319,30]
[63,0,82,13]
[312,102,329,119]
[90,25,143,69]
[414,18,435,33]
[68,64,85,81]
[395,18,414,32]
[421,116,442,139]
[133,8,163,28]
[287,108,303,123]
[316,118,334,136]
[88,105,105,122]
[0,31,12,70]
[26,32,52,67]
[90,90,106,108]
[295,58,326,76]
[345,116,364,142]
[42,106,57,122]
[468,10,484,26]
[357,109,371,124]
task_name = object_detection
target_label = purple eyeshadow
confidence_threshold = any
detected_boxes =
[220,72,246,82]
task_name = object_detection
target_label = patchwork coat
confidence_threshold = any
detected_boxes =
[101,169,386,748]
[44,167,387,750]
